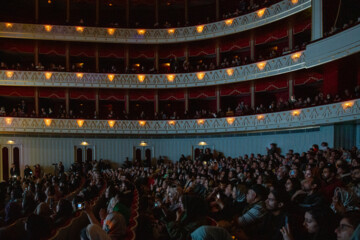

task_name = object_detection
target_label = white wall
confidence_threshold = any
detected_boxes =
[0,125,335,177]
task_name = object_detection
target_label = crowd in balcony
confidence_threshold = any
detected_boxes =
[1,140,359,239]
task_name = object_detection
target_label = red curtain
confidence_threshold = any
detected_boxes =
[159,44,185,59]
[39,41,66,56]
[322,62,338,95]
[39,88,65,99]
[220,35,250,52]
[293,20,312,34]
[129,45,155,59]
[255,77,288,92]
[0,39,34,53]
[220,83,250,96]
[70,42,95,57]
[99,44,124,58]
[189,87,216,99]
[70,88,96,100]
[99,89,125,101]
[255,26,288,45]
[294,72,323,86]
[189,41,216,56]
[0,86,34,97]
[159,89,185,100]
[129,90,155,101]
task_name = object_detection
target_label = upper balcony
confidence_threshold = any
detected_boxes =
[0,0,310,44]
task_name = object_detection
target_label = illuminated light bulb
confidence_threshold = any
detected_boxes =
[44,119,52,126]
[257,115,265,120]
[197,72,205,80]
[291,52,302,61]
[291,0,298,4]
[197,119,205,125]
[138,75,145,82]
[168,29,175,34]
[5,118,13,125]
[139,141,147,146]
[196,25,204,33]
[80,141,88,146]
[257,8,266,18]
[77,119,84,127]
[168,120,176,126]
[108,74,115,82]
[76,73,83,78]
[76,26,84,32]
[226,68,234,76]
[342,101,354,109]
[108,120,116,128]
[44,25,53,32]
[7,140,15,144]
[138,120,146,126]
[137,29,146,35]
[257,61,267,70]
[5,71,14,78]
[198,141,207,146]
[107,28,115,35]
[225,19,233,26]
[292,110,301,116]
[167,74,175,82]
[226,117,235,125]
[5,23,13,28]
[44,72,52,80]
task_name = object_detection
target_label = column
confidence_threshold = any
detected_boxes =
[184,44,189,62]
[95,44,99,73]
[95,89,99,118]
[65,42,70,71]
[215,39,220,67]
[216,86,221,112]
[35,0,39,23]
[215,0,220,21]
[65,88,70,116]
[250,33,255,62]
[184,0,188,25]
[155,45,159,72]
[35,87,39,117]
[250,82,255,109]
[95,0,100,26]
[311,0,323,41]
[34,41,39,65]
[66,0,70,24]
[154,90,159,113]
[288,22,294,51]
[323,62,339,95]
[125,45,130,70]
[288,73,294,98]
[184,89,189,112]
[125,90,130,114]
[155,0,159,25]
[126,0,130,27]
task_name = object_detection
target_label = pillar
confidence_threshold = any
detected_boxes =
[215,0,220,21]
[35,0,39,23]
[125,45,130,69]
[35,87,39,117]
[155,0,159,24]
[95,44,99,73]
[184,44,189,62]
[250,82,255,109]
[184,89,189,112]
[66,0,70,24]
[215,39,220,67]
[323,62,339,95]
[311,0,323,41]
[155,45,159,71]
[288,22,294,51]
[34,41,39,65]
[154,90,159,113]
[95,89,99,118]
[250,33,255,62]
[65,88,70,116]
[126,0,130,27]
[184,0,188,24]
[65,42,70,71]
[288,73,294,98]
[95,0,100,26]
[216,86,221,112]
[125,90,130,114]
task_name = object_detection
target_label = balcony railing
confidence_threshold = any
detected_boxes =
[0,0,310,44]
[0,51,305,89]
[1,100,359,135]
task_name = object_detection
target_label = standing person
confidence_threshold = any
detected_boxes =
[10,163,20,178]
[24,165,32,178]
[34,164,41,179]
[58,162,65,175]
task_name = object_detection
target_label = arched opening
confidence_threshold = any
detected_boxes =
[76,148,83,163]
[13,147,20,171]
[135,149,141,164]
[145,148,151,167]
[86,148,93,162]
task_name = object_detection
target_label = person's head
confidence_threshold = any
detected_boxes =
[246,184,267,204]
[55,199,73,217]
[322,165,336,182]
[335,211,360,240]
[301,177,320,194]
[25,214,50,239]
[102,212,127,238]
[303,208,335,236]
[351,166,360,184]
[265,187,289,213]
[34,202,52,217]
[285,178,301,193]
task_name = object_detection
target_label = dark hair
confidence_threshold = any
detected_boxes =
[270,187,290,207]
[310,178,322,191]
[323,164,336,174]
[287,178,301,192]
[26,214,51,240]
[56,199,73,218]
[306,207,336,239]
[342,211,360,228]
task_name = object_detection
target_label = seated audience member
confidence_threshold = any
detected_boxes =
[292,177,325,208]
[285,178,302,199]
[335,211,360,240]
[320,164,343,202]
[190,226,233,240]
[51,199,73,227]
[25,213,51,240]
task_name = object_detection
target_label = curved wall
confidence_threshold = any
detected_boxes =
[0,0,310,44]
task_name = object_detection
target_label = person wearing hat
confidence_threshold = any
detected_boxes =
[236,184,267,236]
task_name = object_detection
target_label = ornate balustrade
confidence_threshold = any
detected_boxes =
[0,51,305,88]
[1,100,359,135]
[0,0,310,44]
